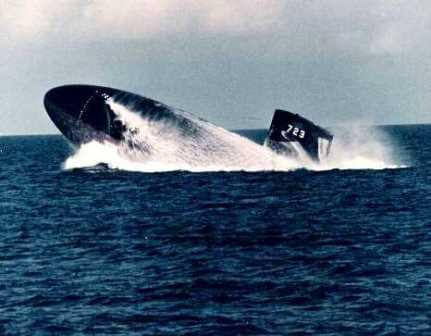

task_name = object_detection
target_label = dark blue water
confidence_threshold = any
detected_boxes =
[1,125,431,335]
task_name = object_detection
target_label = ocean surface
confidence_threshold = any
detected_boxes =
[1,125,431,335]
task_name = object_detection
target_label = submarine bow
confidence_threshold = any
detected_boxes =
[44,85,125,145]
[44,85,200,146]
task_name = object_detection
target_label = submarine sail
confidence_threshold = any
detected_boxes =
[265,109,333,161]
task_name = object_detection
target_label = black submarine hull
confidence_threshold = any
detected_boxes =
[44,84,194,147]
[44,85,333,161]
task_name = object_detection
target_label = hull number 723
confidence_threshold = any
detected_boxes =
[281,124,305,139]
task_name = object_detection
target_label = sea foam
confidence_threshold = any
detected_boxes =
[63,100,404,172]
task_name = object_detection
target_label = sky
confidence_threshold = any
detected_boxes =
[0,0,430,134]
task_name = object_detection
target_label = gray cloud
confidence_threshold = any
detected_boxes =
[3,1,429,54]
[0,1,430,134]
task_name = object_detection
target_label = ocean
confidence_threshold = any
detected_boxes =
[1,124,431,335]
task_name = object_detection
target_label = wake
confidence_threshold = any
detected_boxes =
[63,100,405,173]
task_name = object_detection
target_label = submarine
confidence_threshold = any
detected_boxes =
[44,84,333,162]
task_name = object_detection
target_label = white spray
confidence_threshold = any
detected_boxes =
[64,100,405,172]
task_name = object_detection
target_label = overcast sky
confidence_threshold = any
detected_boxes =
[1,0,430,134]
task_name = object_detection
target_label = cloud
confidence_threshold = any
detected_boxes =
[0,1,77,39]
[80,0,285,38]
[81,1,183,38]
[269,0,431,57]
[0,1,431,133]
[1,0,430,56]
[367,1,431,55]
[199,1,285,35]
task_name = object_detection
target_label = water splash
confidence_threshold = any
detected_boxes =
[304,125,405,171]
[63,100,405,173]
